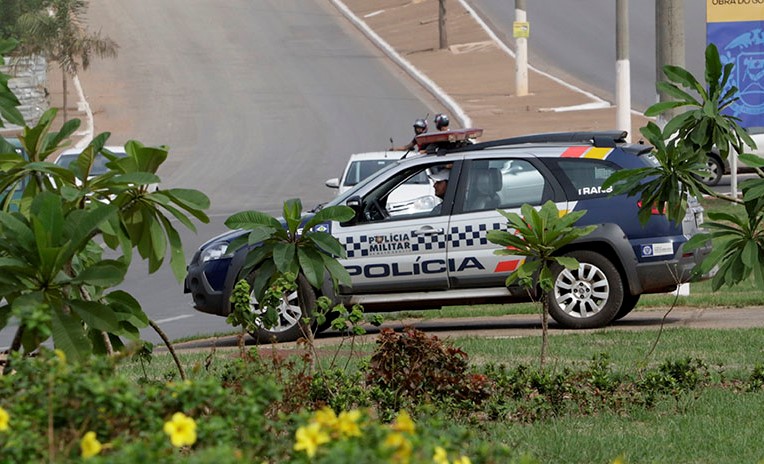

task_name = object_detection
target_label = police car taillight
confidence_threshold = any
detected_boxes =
[637,200,665,215]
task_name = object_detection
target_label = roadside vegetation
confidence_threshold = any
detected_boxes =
[1,6,763,458]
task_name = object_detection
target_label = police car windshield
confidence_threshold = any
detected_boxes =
[327,160,401,206]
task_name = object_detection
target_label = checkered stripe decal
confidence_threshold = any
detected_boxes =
[344,235,369,258]
[412,233,446,252]
[342,222,504,258]
[449,223,502,248]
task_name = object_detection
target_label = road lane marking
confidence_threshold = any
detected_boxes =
[155,314,194,324]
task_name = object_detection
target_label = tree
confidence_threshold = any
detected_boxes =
[486,201,595,366]
[16,0,118,122]
[0,111,210,364]
[604,43,764,290]
[224,198,354,349]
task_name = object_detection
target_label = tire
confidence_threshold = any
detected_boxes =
[547,250,624,329]
[697,154,724,187]
[613,293,640,321]
[243,272,316,343]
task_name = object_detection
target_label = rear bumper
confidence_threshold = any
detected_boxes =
[636,239,713,294]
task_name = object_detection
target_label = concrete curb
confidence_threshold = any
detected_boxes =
[329,0,472,128]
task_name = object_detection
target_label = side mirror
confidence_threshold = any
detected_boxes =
[342,195,363,226]
[325,178,340,189]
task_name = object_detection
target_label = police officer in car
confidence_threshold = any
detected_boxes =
[428,168,449,215]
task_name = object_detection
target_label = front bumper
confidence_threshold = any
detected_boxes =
[184,256,232,316]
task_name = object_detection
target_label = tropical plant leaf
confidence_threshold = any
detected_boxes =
[69,300,121,332]
[297,247,326,289]
[225,210,282,230]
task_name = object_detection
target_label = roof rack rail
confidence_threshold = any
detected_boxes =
[451,130,628,152]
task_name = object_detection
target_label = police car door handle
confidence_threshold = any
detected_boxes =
[412,226,444,236]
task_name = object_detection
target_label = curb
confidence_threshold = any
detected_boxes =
[329,0,472,128]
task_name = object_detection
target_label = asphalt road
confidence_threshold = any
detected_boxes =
[469,0,706,112]
[0,0,450,348]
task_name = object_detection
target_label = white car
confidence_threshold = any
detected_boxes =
[701,128,763,186]
[325,151,439,215]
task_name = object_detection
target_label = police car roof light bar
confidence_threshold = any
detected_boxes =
[451,130,629,153]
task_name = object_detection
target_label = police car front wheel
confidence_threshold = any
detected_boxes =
[547,250,624,329]
[243,272,316,343]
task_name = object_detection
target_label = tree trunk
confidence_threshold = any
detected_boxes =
[540,299,549,368]
[296,272,318,371]
[149,319,186,381]
[62,71,68,123]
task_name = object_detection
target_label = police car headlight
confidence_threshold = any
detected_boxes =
[410,195,440,212]
[200,242,232,263]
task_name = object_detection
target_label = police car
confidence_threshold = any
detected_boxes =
[184,130,711,342]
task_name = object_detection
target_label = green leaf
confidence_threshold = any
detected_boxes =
[50,306,92,363]
[105,290,148,328]
[283,198,303,237]
[158,214,187,282]
[273,242,297,274]
[307,231,347,258]
[303,205,356,231]
[321,253,351,288]
[71,260,127,287]
[553,256,580,270]
[247,226,278,245]
[645,100,687,117]
[110,172,161,186]
[69,300,121,332]
[225,210,282,230]
[739,153,764,168]
[297,247,326,289]
[31,191,64,248]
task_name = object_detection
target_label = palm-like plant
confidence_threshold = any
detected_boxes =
[224,199,355,345]
[605,42,764,290]
[16,0,118,122]
[487,201,595,366]
[0,109,210,364]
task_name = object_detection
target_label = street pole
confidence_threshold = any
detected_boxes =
[439,0,447,50]
[655,0,685,126]
[515,0,528,96]
[616,0,631,142]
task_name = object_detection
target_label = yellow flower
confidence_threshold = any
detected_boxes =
[391,410,416,434]
[0,407,9,431]
[313,407,338,429]
[433,446,449,464]
[80,431,102,459]
[294,422,330,458]
[163,412,197,447]
[336,410,362,438]
[453,456,472,464]
[384,432,413,464]
[54,349,67,364]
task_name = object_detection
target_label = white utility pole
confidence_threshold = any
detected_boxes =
[616,0,632,142]
[514,0,529,96]
[439,0,447,50]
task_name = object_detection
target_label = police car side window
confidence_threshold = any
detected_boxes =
[464,159,545,212]
[557,159,617,198]
[360,164,448,223]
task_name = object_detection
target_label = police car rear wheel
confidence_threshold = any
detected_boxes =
[613,293,640,321]
[245,273,316,343]
[547,250,623,329]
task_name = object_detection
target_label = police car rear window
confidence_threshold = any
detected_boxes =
[556,159,618,199]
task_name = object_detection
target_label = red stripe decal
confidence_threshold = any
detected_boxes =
[494,260,520,273]
[561,146,588,158]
